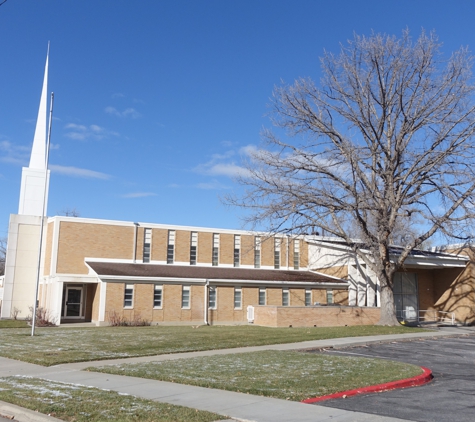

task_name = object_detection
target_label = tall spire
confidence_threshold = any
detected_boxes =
[18,44,51,216]
[29,43,49,169]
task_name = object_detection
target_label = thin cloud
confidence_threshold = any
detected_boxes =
[49,165,111,180]
[196,180,230,190]
[0,140,30,165]
[105,106,141,119]
[194,146,251,178]
[112,93,125,99]
[64,123,118,141]
[121,192,157,198]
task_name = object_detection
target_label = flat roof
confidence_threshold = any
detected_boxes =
[86,261,346,285]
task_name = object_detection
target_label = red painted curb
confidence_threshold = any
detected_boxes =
[301,366,433,404]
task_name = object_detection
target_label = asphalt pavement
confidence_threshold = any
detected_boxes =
[316,331,475,422]
[0,326,474,422]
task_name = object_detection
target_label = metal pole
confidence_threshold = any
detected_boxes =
[31,92,54,336]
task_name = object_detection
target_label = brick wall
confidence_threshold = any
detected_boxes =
[261,237,274,267]
[56,222,134,274]
[103,282,349,325]
[253,305,380,327]
[241,235,254,266]
[136,227,145,262]
[219,233,234,265]
[313,265,349,279]
[175,230,191,263]
[198,232,212,264]
[151,228,167,261]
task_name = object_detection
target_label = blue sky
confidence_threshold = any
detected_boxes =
[1,0,475,239]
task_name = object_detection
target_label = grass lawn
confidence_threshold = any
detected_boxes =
[0,324,429,366]
[0,320,29,328]
[90,350,423,402]
[0,376,223,422]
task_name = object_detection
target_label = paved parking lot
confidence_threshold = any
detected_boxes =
[314,334,475,422]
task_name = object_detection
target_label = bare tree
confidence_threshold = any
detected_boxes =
[59,207,80,217]
[228,30,475,325]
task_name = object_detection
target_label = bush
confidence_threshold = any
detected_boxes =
[107,311,151,327]
[27,306,57,327]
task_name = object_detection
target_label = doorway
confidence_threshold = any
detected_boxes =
[62,285,85,319]
[394,273,419,322]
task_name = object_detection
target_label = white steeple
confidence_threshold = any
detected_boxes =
[18,46,51,216]
[29,44,49,170]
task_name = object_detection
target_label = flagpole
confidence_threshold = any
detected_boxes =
[31,92,54,336]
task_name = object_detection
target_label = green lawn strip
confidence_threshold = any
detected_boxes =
[0,325,429,366]
[89,350,423,402]
[0,376,223,422]
[0,320,29,328]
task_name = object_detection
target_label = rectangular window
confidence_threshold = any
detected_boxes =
[254,236,261,268]
[234,287,242,309]
[124,284,134,308]
[208,287,216,309]
[167,230,175,264]
[182,285,190,308]
[282,289,289,306]
[305,289,312,306]
[274,238,281,269]
[212,233,219,266]
[326,289,334,304]
[190,232,198,265]
[293,240,300,270]
[143,228,152,263]
[153,284,163,308]
[234,235,241,267]
[259,288,266,306]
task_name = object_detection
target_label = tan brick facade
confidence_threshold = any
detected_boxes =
[175,230,191,263]
[219,233,234,265]
[197,232,212,264]
[253,306,380,327]
[56,222,134,274]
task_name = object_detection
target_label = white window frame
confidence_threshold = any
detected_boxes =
[208,286,217,309]
[167,230,175,264]
[190,232,198,265]
[293,240,300,270]
[153,284,163,308]
[305,289,312,306]
[327,289,334,304]
[234,235,241,268]
[124,284,134,308]
[143,228,152,263]
[254,236,261,269]
[212,233,219,266]
[234,287,242,309]
[259,288,266,306]
[274,238,281,269]
[182,285,191,309]
[282,289,289,306]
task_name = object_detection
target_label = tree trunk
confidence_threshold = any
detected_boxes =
[378,281,400,326]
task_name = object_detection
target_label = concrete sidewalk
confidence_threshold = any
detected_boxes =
[1,326,474,422]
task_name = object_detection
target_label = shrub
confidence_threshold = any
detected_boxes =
[27,306,57,327]
[107,311,151,327]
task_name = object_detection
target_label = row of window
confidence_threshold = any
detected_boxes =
[142,230,301,269]
[123,284,333,309]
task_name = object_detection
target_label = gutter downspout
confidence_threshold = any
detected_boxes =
[286,234,290,270]
[133,223,139,263]
[204,279,209,325]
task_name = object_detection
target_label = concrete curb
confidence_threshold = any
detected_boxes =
[0,401,63,422]
[301,366,433,404]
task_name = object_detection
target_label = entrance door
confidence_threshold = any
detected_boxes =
[394,273,418,322]
[64,286,84,318]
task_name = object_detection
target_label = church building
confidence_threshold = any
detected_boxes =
[1,50,474,327]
